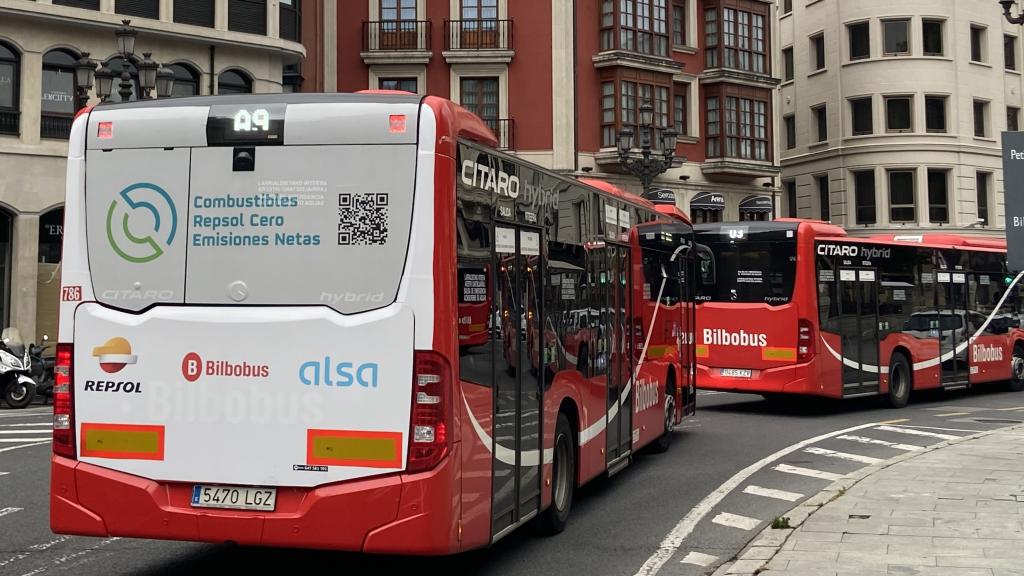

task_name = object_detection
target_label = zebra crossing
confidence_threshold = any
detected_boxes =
[0,408,52,456]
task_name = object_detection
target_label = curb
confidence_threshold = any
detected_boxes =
[710,421,1024,576]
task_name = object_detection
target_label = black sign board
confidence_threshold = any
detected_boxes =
[642,188,676,205]
[1002,132,1024,272]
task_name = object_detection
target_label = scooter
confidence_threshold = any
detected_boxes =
[29,335,54,404]
[0,328,36,409]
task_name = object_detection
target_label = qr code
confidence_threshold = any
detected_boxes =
[338,193,389,245]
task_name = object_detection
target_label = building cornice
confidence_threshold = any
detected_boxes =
[592,50,684,75]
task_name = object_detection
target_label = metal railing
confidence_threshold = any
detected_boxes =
[363,20,431,52]
[0,110,19,136]
[483,118,515,150]
[445,19,514,51]
[41,114,73,140]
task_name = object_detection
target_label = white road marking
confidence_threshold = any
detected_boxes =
[804,446,883,465]
[0,472,7,477]
[0,423,53,427]
[632,421,881,576]
[680,552,719,567]
[836,435,923,451]
[742,485,804,502]
[28,536,70,551]
[697,390,726,396]
[773,463,843,481]
[0,430,51,434]
[0,438,52,443]
[874,425,959,441]
[0,441,51,454]
[895,424,982,433]
[0,507,23,517]
[712,512,761,531]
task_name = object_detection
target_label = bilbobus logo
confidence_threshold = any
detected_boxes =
[181,352,270,382]
[972,344,1004,363]
[703,328,768,348]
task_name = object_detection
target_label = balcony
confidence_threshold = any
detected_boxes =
[482,118,515,151]
[701,158,780,180]
[0,110,18,136]
[361,21,432,65]
[443,19,515,64]
[41,115,72,140]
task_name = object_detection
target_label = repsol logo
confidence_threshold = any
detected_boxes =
[299,357,380,388]
[462,160,521,199]
[973,344,1004,363]
[634,378,659,413]
[83,380,142,393]
[703,328,768,347]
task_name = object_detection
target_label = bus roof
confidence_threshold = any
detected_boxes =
[694,218,844,236]
[577,178,661,214]
[851,233,1007,251]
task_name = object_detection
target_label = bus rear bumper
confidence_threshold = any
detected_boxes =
[697,361,837,398]
[50,452,460,554]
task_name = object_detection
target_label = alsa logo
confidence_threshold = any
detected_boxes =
[462,160,520,199]
[92,337,138,373]
[299,357,380,388]
[972,344,1004,363]
[703,328,768,347]
[181,352,270,382]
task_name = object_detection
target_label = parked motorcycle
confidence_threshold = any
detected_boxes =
[1,328,36,409]
[29,335,54,404]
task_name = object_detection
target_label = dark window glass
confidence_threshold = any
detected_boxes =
[783,47,793,81]
[927,170,948,223]
[1009,106,1020,132]
[379,77,417,92]
[971,26,985,62]
[851,97,872,135]
[695,227,798,304]
[883,20,909,55]
[1006,34,1018,71]
[705,8,718,67]
[786,180,797,218]
[218,69,252,94]
[812,34,825,70]
[672,1,686,46]
[168,63,199,97]
[784,115,795,149]
[886,97,912,132]
[925,96,946,132]
[849,22,869,60]
[977,172,990,226]
[974,100,988,137]
[854,170,876,224]
[815,105,827,142]
[923,19,943,56]
[889,171,916,222]
[41,50,77,115]
[818,175,830,221]
[0,41,19,135]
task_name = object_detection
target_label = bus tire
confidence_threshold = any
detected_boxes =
[885,353,911,409]
[539,412,575,535]
[1009,344,1024,392]
[650,374,677,454]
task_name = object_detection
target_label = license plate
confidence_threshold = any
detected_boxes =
[190,485,277,511]
[721,368,752,378]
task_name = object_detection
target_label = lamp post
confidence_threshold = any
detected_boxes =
[73,52,96,111]
[96,20,172,102]
[1000,0,1024,24]
[616,102,681,194]
[763,178,777,220]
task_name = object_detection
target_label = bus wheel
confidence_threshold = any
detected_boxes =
[539,412,575,535]
[1009,345,1024,392]
[885,354,911,409]
[650,377,677,454]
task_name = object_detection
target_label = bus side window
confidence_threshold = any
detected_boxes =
[697,244,715,286]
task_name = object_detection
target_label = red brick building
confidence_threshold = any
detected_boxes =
[300,0,779,221]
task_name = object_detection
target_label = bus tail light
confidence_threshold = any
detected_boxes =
[798,319,816,362]
[53,344,76,459]
[407,350,452,473]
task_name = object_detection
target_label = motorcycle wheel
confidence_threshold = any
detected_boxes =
[4,378,36,409]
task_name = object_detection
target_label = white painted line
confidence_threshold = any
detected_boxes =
[0,441,51,454]
[836,435,923,451]
[712,512,761,531]
[773,463,843,481]
[697,390,726,396]
[0,438,52,443]
[680,552,719,567]
[875,425,959,441]
[0,507,23,517]
[895,424,982,433]
[632,420,882,576]
[0,472,8,477]
[742,485,804,502]
[804,446,883,465]
[0,423,53,427]
[0,430,51,434]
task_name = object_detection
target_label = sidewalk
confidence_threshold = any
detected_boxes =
[720,425,1024,576]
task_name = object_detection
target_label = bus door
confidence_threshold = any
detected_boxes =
[599,243,633,468]
[937,270,970,388]
[492,225,542,536]
[680,246,697,417]
[838,267,880,395]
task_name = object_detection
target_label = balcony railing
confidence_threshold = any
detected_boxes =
[41,114,73,140]
[363,21,431,52]
[0,110,19,136]
[445,19,514,51]
[483,118,515,150]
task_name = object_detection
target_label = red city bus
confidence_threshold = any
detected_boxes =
[52,92,696,554]
[695,220,1024,407]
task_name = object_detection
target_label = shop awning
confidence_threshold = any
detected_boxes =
[690,192,725,210]
[642,188,677,205]
[738,195,773,213]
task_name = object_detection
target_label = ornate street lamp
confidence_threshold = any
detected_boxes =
[95,64,114,102]
[156,66,175,99]
[1001,1,1024,24]
[115,19,138,58]
[137,52,158,98]
[616,102,681,194]
[74,52,96,110]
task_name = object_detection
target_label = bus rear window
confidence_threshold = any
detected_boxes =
[696,228,798,304]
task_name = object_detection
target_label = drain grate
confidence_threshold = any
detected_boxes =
[972,418,1023,424]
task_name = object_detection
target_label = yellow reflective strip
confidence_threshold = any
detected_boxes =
[312,436,398,462]
[696,344,710,358]
[762,347,797,361]
[84,429,161,455]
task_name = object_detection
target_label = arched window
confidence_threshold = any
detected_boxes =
[103,56,140,102]
[41,49,78,139]
[167,63,200,97]
[218,69,252,94]
[0,41,19,135]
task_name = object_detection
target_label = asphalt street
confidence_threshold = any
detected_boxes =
[2,386,1024,576]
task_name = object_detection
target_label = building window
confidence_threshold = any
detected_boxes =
[174,0,214,27]
[1006,35,1018,71]
[706,96,720,157]
[925,95,946,133]
[218,69,252,94]
[0,41,19,136]
[722,7,766,73]
[379,77,417,92]
[280,0,301,42]
[813,104,827,142]
[784,114,795,149]
[1009,106,1020,132]
[601,0,669,57]
[782,47,793,81]
[922,19,944,56]
[168,63,200,97]
[974,99,989,137]
[461,76,499,124]
[705,8,718,67]
[228,0,267,35]
[883,19,910,56]
[383,0,416,20]
[811,33,825,71]
[53,0,99,8]
[818,175,830,221]
[672,1,686,46]
[971,25,986,63]
[785,180,797,218]
[722,96,768,160]
[885,96,912,132]
[851,97,872,136]
[854,170,876,224]
[282,62,301,93]
[41,49,79,140]
[601,81,615,147]
[977,172,990,226]
[927,169,949,223]
[693,209,723,224]
[782,0,792,15]
[116,0,159,19]
[889,170,916,222]
[848,21,869,61]
[673,83,687,135]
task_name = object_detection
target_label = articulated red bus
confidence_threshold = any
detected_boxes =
[694,219,1024,407]
[52,92,696,554]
